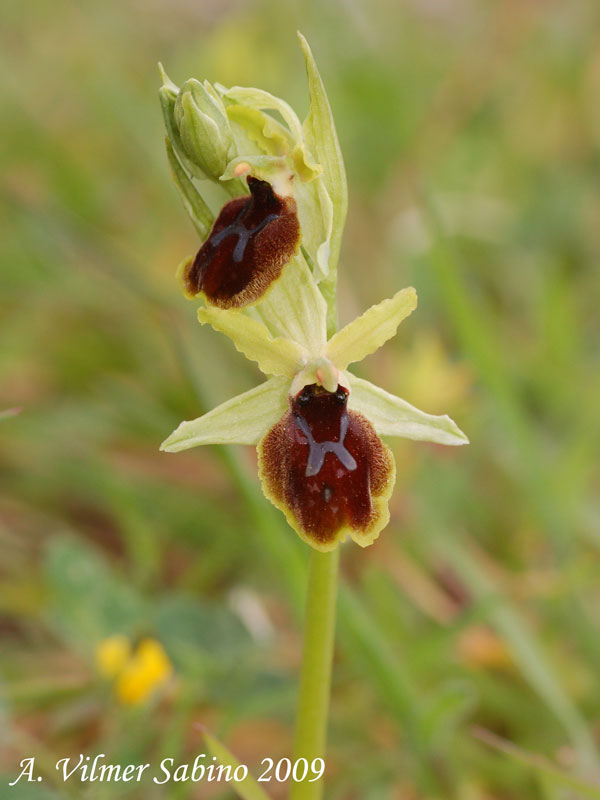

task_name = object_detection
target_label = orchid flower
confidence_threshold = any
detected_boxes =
[159,34,468,552]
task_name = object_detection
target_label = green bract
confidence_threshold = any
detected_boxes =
[159,34,468,551]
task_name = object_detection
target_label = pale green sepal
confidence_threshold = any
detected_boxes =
[298,32,348,276]
[203,731,271,800]
[348,375,469,446]
[197,307,307,378]
[255,253,327,356]
[326,287,418,369]
[165,137,214,239]
[160,377,289,452]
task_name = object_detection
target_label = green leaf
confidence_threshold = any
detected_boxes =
[155,594,251,671]
[422,680,477,747]
[474,727,600,800]
[160,377,289,452]
[348,375,469,446]
[203,730,271,800]
[44,537,146,649]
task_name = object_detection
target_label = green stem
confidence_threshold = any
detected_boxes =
[290,548,339,800]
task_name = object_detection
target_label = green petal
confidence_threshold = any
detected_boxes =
[347,375,469,446]
[255,253,327,356]
[326,287,418,369]
[197,307,307,377]
[160,377,289,452]
[298,32,348,277]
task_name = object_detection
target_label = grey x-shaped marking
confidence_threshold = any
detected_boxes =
[209,205,278,263]
[293,412,357,478]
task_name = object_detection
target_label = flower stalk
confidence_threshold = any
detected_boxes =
[291,548,339,799]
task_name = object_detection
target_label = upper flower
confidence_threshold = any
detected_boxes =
[158,34,346,320]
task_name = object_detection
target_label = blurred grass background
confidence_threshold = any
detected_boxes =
[2,0,600,797]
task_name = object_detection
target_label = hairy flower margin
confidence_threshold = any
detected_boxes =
[159,33,468,552]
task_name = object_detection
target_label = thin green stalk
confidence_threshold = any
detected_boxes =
[290,548,339,800]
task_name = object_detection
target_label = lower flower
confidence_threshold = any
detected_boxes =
[258,384,395,551]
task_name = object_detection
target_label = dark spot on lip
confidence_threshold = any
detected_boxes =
[180,176,300,309]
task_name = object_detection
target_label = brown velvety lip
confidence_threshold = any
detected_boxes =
[181,176,300,309]
[259,384,394,548]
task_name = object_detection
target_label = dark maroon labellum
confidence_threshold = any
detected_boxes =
[181,176,300,308]
[259,385,394,547]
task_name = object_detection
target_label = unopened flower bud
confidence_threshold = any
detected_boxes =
[174,79,236,180]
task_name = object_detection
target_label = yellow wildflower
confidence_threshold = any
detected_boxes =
[95,636,173,705]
